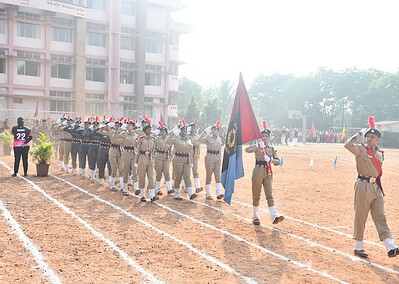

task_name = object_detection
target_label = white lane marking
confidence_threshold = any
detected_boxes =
[0,199,62,284]
[188,199,399,276]
[233,200,385,249]
[0,161,163,284]
[45,172,257,284]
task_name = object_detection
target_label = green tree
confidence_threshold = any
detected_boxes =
[178,77,202,113]
[182,95,201,125]
[202,98,222,128]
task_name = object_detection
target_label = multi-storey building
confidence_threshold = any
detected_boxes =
[0,0,190,125]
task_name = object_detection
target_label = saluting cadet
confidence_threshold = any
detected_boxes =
[136,117,157,202]
[165,119,197,200]
[64,117,82,176]
[120,120,138,195]
[154,121,173,195]
[98,119,123,190]
[78,119,92,178]
[344,116,399,258]
[187,119,203,194]
[11,117,33,177]
[95,119,112,185]
[198,120,223,200]
[245,121,284,225]
[54,117,67,170]
[62,117,73,172]
[88,118,101,182]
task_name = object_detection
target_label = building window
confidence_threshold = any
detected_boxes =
[50,100,73,112]
[121,36,134,50]
[50,91,72,98]
[145,73,161,86]
[146,65,162,71]
[51,54,74,63]
[144,97,153,103]
[51,64,72,79]
[120,61,135,69]
[87,32,106,47]
[0,58,5,74]
[86,67,106,82]
[123,104,137,117]
[52,17,75,26]
[16,50,41,60]
[120,70,134,84]
[87,22,107,30]
[146,40,162,54]
[85,93,105,100]
[160,98,165,104]
[86,58,106,65]
[144,106,153,117]
[0,19,5,34]
[17,22,40,39]
[121,27,135,35]
[52,27,72,43]
[87,0,106,11]
[17,61,40,76]
[121,0,136,15]
[85,102,104,116]
[16,12,41,21]
[13,97,23,104]
[123,96,136,103]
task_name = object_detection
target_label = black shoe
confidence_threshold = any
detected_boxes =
[23,173,27,177]
[388,248,399,258]
[134,189,140,195]
[189,193,197,200]
[167,189,175,195]
[174,196,183,201]
[12,173,17,177]
[156,191,163,196]
[354,250,368,258]
[217,194,224,200]
[273,216,284,224]
[195,187,204,193]
[253,218,260,225]
[140,197,146,202]
[151,196,159,203]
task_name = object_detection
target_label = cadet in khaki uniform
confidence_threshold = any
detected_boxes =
[98,120,123,190]
[53,118,66,170]
[165,120,197,200]
[62,118,73,172]
[121,121,138,195]
[136,119,158,202]
[187,120,203,193]
[154,121,173,195]
[245,121,283,225]
[344,116,399,258]
[198,120,223,200]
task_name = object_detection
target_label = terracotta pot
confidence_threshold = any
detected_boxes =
[36,163,50,177]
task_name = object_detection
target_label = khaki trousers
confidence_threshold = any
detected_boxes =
[173,158,192,189]
[109,147,122,178]
[353,180,392,241]
[251,166,274,207]
[155,157,171,182]
[192,157,200,178]
[122,151,136,183]
[58,140,65,161]
[63,141,72,166]
[138,155,155,189]
[205,154,221,184]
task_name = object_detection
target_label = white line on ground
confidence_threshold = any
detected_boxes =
[0,161,163,284]
[45,171,258,284]
[0,199,62,284]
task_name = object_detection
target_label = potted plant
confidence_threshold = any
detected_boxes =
[30,132,54,177]
[0,129,13,155]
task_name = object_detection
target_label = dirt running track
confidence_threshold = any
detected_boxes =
[1,143,399,283]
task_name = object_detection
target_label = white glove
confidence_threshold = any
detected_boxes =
[152,129,160,136]
[136,122,142,127]
[258,140,265,148]
[134,163,138,168]
[56,119,61,124]
[359,128,367,137]
[108,122,115,127]
[172,127,181,136]
[62,120,67,125]
[121,124,127,130]
[205,126,212,135]
[187,126,192,133]
[263,155,271,162]
[89,125,93,130]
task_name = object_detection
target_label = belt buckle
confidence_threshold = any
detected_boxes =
[370,177,376,183]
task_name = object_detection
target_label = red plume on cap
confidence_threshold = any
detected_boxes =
[91,113,94,117]
[87,117,91,122]
[158,121,164,128]
[119,116,124,122]
[194,119,198,125]
[134,119,138,123]
[181,119,187,126]
[78,116,82,122]
[67,114,71,120]
[262,120,268,130]
[144,116,151,125]
[95,116,99,122]
[368,116,376,129]
[103,115,106,121]
[62,113,66,118]
[142,114,147,119]
[124,119,127,124]
[109,116,113,122]
[127,117,131,122]
[215,120,221,128]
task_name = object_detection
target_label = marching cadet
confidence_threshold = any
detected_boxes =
[78,119,92,178]
[64,118,82,176]
[344,116,399,258]
[98,119,123,190]
[198,120,223,200]
[165,120,197,200]
[187,120,203,194]
[62,117,73,172]
[136,117,157,202]
[53,116,67,170]
[120,120,138,195]
[95,120,112,185]
[88,118,101,182]
[154,121,173,195]
[245,121,284,225]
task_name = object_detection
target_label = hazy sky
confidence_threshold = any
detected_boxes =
[173,0,399,88]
